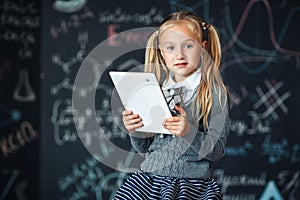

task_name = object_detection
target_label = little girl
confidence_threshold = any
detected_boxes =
[114,10,229,200]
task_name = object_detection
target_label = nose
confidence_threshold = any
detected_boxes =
[175,47,185,59]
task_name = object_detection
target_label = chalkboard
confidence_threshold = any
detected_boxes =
[1,0,299,200]
[40,1,167,199]
[0,0,40,199]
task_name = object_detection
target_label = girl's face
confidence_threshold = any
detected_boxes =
[159,21,204,82]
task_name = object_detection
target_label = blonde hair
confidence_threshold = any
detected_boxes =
[145,10,227,130]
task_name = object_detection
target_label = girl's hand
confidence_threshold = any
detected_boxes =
[163,105,190,137]
[122,110,143,133]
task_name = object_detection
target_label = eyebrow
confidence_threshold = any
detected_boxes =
[160,39,196,45]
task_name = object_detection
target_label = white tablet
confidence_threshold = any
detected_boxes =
[109,71,172,134]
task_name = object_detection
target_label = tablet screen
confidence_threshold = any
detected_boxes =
[109,71,172,134]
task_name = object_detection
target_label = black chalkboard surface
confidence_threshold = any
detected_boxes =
[39,1,167,199]
[0,0,40,199]
[1,0,299,200]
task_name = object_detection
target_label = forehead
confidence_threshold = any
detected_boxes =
[159,21,198,43]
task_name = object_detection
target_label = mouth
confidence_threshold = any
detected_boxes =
[174,62,188,68]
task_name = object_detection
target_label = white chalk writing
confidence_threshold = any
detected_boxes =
[214,169,266,193]
[98,7,163,25]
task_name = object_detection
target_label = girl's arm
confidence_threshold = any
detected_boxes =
[199,89,229,161]
[129,133,155,154]
[162,85,229,161]
[122,110,155,154]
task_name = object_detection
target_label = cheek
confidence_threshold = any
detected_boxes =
[161,52,173,65]
[192,56,201,66]
[188,51,201,66]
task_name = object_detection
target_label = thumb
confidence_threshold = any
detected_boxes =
[175,104,185,115]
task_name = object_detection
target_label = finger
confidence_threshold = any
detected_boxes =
[164,116,183,123]
[122,110,133,116]
[126,121,144,131]
[163,121,185,135]
[124,113,140,122]
[122,110,144,132]
[126,123,144,132]
[174,105,186,116]
[163,120,180,126]
[163,122,183,132]
[164,124,180,131]
[125,117,143,126]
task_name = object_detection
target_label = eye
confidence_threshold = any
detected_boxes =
[166,46,174,51]
[185,44,193,49]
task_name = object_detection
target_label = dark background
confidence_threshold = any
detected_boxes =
[0,0,299,200]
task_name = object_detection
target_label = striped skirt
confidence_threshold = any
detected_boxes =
[113,171,222,200]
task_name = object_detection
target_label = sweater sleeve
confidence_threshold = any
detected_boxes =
[199,87,230,161]
[128,132,155,155]
[185,86,230,162]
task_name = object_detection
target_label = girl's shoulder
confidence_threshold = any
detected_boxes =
[212,83,227,96]
[211,83,229,107]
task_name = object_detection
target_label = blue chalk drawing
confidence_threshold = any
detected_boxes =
[259,180,284,200]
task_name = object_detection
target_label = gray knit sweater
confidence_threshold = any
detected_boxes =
[129,85,230,179]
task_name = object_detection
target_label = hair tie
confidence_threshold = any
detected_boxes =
[201,21,209,41]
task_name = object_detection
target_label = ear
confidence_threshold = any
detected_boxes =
[201,41,207,49]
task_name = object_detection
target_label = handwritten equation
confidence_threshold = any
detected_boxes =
[0,0,41,59]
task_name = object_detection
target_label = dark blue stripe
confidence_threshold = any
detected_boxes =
[114,171,222,200]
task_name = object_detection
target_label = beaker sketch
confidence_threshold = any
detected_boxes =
[13,70,36,102]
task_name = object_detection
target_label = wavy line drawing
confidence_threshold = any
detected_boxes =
[222,0,300,56]
[220,0,300,74]
[220,54,282,74]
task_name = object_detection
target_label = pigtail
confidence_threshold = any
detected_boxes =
[205,24,227,102]
[194,23,228,130]
[144,31,167,84]
[204,25,222,68]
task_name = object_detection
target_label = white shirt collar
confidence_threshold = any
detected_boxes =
[162,69,201,91]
